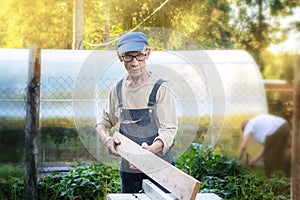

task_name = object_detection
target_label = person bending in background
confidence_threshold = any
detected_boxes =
[238,114,291,177]
[95,32,178,193]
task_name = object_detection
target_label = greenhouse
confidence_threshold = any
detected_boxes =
[0,49,267,164]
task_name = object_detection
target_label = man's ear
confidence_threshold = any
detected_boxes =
[117,51,123,62]
[146,48,151,59]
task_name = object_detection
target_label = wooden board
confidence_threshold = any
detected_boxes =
[107,193,222,200]
[114,132,201,200]
[142,179,177,200]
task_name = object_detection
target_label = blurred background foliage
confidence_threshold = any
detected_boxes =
[0,0,299,82]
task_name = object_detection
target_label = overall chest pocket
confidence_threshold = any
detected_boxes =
[121,108,153,127]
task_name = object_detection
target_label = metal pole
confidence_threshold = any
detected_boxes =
[24,45,41,200]
[291,52,300,199]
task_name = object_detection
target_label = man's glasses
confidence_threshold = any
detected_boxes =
[122,53,147,62]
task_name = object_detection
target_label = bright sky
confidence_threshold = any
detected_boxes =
[268,7,300,54]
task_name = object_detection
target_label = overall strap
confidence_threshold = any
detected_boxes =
[148,79,166,106]
[116,79,123,107]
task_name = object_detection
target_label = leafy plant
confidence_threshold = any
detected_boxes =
[0,164,24,180]
[37,162,120,200]
[0,162,120,200]
[0,177,24,200]
[0,144,290,200]
[175,143,290,199]
[176,143,244,180]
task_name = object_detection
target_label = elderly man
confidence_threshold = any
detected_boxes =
[238,114,291,177]
[95,32,178,192]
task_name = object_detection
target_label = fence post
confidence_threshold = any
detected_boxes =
[291,52,300,199]
[24,45,41,200]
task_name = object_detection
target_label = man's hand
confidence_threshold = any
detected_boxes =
[141,142,151,151]
[96,124,120,156]
[103,136,121,156]
[128,141,163,171]
[249,158,257,166]
[141,140,163,154]
[129,162,138,170]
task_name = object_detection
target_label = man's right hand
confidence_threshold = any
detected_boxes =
[96,123,121,156]
[103,136,121,156]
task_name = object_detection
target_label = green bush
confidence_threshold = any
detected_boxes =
[0,164,24,180]
[0,128,25,163]
[37,162,120,200]
[175,143,244,180]
[0,144,290,200]
[0,162,120,200]
[266,91,293,123]
[0,177,24,200]
[175,143,290,199]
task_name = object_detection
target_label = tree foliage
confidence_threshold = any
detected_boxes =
[261,50,296,83]
[0,0,73,49]
[0,0,234,49]
[0,0,299,79]
[164,0,234,49]
[232,0,300,71]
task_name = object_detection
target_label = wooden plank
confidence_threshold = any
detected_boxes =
[107,194,151,200]
[142,179,177,200]
[107,193,222,200]
[114,132,201,200]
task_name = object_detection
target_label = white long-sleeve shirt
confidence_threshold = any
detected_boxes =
[243,114,286,143]
[97,72,178,155]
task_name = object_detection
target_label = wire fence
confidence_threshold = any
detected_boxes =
[0,74,269,169]
[1,49,279,180]
[0,81,92,165]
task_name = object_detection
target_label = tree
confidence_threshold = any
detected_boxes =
[83,0,122,50]
[73,0,84,50]
[261,50,296,83]
[164,0,234,49]
[1,0,298,55]
[232,0,300,71]
[279,52,297,83]
[0,0,73,49]
[81,0,234,50]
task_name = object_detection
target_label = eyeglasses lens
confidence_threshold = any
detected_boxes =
[123,54,147,62]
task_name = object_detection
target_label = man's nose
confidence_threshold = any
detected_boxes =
[131,57,139,64]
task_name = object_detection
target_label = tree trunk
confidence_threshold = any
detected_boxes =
[73,0,84,50]
[291,53,300,199]
[106,10,110,50]
[257,0,264,71]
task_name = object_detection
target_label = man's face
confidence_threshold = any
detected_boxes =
[122,48,150,78]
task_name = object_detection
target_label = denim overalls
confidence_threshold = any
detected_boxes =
[116,78,174,193]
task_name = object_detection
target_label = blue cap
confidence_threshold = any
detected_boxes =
[117,32,150,54]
